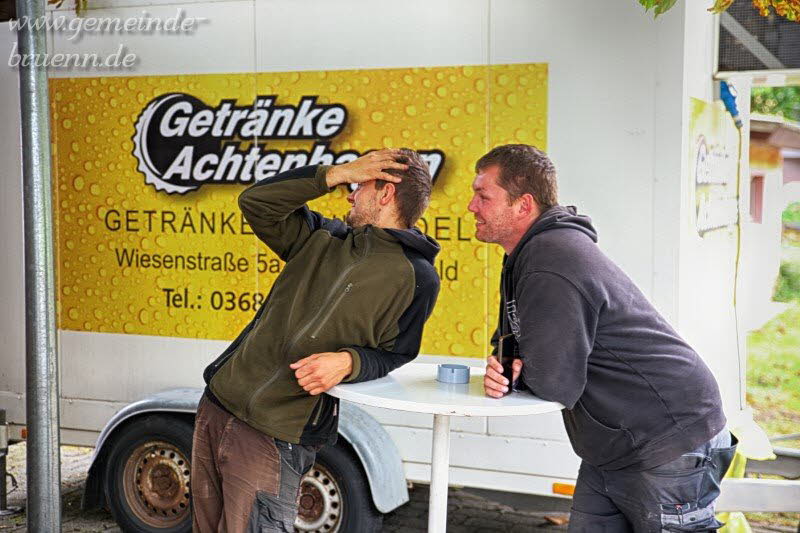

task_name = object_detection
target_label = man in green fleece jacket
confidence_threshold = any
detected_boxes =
[191,149,440,532]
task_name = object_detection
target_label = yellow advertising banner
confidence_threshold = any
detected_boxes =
[51,64,547,357]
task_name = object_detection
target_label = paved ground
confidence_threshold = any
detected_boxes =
[0,442,570,532]
[0,443,794,532]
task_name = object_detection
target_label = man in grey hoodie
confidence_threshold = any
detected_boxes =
[473,144,736,532]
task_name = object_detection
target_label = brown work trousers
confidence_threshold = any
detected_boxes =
[191,394,317,532]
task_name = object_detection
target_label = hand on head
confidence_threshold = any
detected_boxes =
[326,149,408,188]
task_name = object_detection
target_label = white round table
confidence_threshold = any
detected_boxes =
[328,360,563,532]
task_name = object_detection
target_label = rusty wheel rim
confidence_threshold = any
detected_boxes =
[295,463,342,532]
[122,441,191,528]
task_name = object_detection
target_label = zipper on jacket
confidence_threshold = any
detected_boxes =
[282,228,372,359]
[207,286,274,381]
[311,395,326,426]
[208,313,257,374]
[242,227,373,422]
[308,283,353,339]
[245,274,354,422]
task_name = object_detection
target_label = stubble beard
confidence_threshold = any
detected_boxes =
[475,214,513,245]
[346,203,377,227]
[474,225,496,244]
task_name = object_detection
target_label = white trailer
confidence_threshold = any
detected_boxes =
[0,1,787,531]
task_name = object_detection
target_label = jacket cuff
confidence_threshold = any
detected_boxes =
[340,347,361,382]
[315,165,335,195]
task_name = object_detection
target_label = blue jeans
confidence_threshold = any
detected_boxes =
[568,430,737,532]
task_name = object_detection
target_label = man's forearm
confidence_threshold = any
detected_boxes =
[239,165,332,223]
[340,346,416,383]
[237,165,332,261]
[324,165,345,188]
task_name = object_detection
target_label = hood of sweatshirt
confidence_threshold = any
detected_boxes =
[508,205,596,261]
[385,227,441,264]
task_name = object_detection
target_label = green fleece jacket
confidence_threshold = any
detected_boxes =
[204,165,440,445]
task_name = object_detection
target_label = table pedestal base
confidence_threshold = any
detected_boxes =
[428,413,451,532]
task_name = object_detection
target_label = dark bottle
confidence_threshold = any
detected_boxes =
[497,333,519,395]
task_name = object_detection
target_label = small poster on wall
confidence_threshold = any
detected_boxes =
[688,98,741,237]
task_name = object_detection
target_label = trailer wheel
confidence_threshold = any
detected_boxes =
[295,441,382,533]
[103,415,193,533]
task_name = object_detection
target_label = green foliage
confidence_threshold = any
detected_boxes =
[752,0,800,21]
[752,87,800,123]
[637,0,800,21]
[638,0,679,16]
[783,202,800,226]
[708,0,736,13]
[773,203,800,302]
[774,261,800,302]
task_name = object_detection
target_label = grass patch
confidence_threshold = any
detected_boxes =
[746,303,800,437]
[745,302,800,529]
[745,511,800,529]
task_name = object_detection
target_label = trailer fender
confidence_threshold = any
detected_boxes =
[82,388,202,510]
[337,401,409,513]
[83,389,409,516]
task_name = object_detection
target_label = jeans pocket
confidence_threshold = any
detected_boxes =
[247,491,296,533]
[660,501,725,531]
[275,439,316,477]
[650,453,708,475]
[709,435,737,480]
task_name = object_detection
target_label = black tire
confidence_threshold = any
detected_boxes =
[295,441,383,533]
[103,414,194,533]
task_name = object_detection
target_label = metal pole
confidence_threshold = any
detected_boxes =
[428,414,451,532]
[15,0,62,530]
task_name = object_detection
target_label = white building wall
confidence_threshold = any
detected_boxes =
[738,147,788,333]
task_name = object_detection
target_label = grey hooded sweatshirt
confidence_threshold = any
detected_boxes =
[497,206,726,471]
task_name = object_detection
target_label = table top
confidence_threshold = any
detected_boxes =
[328,359,564,417]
